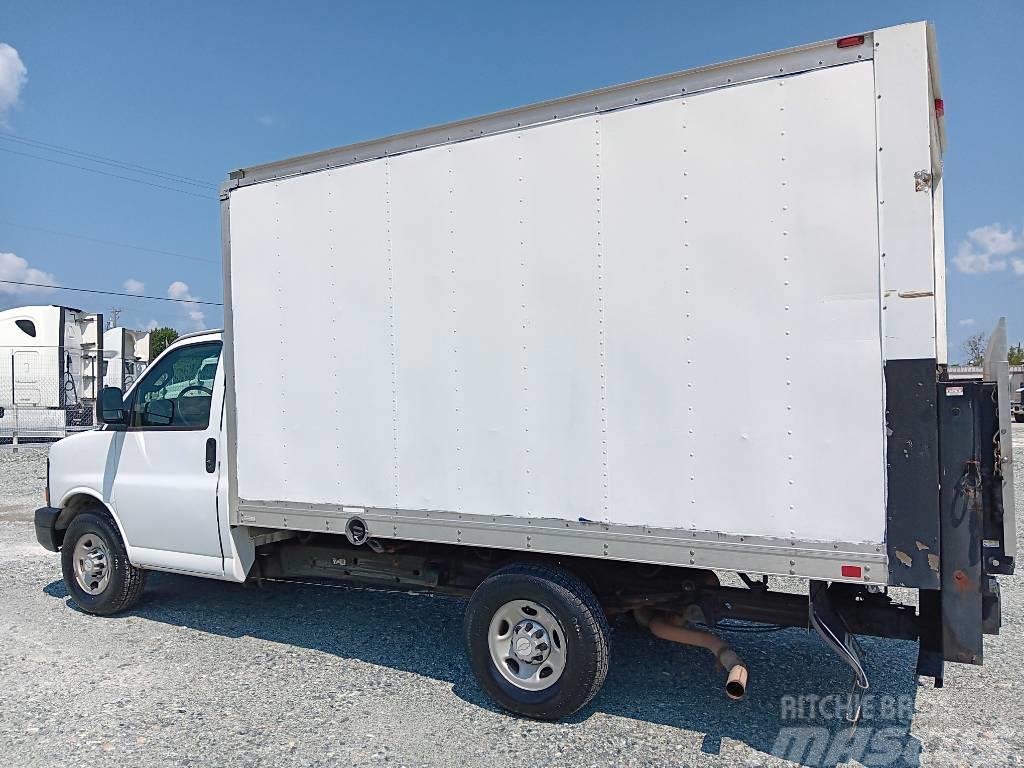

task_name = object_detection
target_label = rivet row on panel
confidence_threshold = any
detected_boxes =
[327,183,343,487]
[273,189,289,478]
[384,159,400,504]
[447,148,464,503]
[517,133,534,513]
[594,117,610,518]
[680,98,697,508]
[779,79,796,513]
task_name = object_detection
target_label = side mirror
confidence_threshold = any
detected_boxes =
[142,398,174,427]
[97,387,127,425]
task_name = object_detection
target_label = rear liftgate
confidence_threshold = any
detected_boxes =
[918,319,1016,684]
[806,320,1015,706]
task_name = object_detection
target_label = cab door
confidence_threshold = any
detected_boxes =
[109,340,225,575]
[12,350,41,405]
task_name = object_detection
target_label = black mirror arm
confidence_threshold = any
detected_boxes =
[104,414,129,431]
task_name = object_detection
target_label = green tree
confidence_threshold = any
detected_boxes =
[1010,343,1024,366]
[961,332,987,365]
[150,327,179,358]
[961,333,1024,366]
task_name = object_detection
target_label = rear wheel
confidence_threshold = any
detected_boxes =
[61,510,146,615]
[464,562,610,720]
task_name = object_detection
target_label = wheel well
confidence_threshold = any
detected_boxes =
[54,494,113,548]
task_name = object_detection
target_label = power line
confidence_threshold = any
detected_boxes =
[0,219,219,265]
[0,146,218,201]
[0,133,218,189]
[0,279,223,306]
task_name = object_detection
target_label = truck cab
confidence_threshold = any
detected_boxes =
[35,330,243,591]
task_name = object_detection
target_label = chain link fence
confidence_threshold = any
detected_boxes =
[0,345,100,443]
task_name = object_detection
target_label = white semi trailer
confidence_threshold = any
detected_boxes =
[36,22,1016,720]
[0,305,103,440]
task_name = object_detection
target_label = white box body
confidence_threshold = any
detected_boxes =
[223,23,946,581]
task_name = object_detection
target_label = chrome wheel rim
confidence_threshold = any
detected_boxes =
[487,600,567,691]
[72,532,111,595]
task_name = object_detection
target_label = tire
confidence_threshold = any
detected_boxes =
[464,562,610,720]
[61,509,146,616]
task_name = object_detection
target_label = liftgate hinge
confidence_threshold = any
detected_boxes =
[914,170,933,192]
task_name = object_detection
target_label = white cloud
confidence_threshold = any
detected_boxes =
[1012,258,1024,276]
[167,280,206,330]
[0,43,27,126]
[144,319,160,331]
[968,224,1023,257]
[167,280,190,300]
[953,223,1024,274]
[959,318,975,327]
[0,251,58,295]
[257,115,274,126]
[123,278,145,294]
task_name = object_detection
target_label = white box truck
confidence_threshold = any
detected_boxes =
[36,21,1016,720]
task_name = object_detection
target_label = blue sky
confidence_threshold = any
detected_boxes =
[1,1,1021,360]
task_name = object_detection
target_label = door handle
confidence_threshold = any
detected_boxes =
[205,438,217,473]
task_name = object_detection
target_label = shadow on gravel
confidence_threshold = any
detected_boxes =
[44,573,923,767]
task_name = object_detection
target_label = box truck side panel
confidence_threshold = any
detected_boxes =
[228,57,887,548]
[599,62,883,540]
[388,127,607,518]
[390,119,607,519]
[451,117,609,520]
[229,161,397,506]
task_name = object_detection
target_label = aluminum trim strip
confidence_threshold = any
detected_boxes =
[236,500,888,585]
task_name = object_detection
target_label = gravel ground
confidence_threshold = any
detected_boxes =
[0,444,47,521]
[1,432,1023,767]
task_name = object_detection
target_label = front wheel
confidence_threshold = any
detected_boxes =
[61,510,146,615]
[464,562,610,720]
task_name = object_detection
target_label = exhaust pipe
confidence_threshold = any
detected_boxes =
[647,613,748,701]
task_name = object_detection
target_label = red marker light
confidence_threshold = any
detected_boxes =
[934,98,945,118]
[841,564,863,578]
[836,35,865,49]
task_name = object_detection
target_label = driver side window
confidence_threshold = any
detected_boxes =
[129,341,222,430]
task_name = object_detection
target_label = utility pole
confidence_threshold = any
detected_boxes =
[108,307,122,329]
